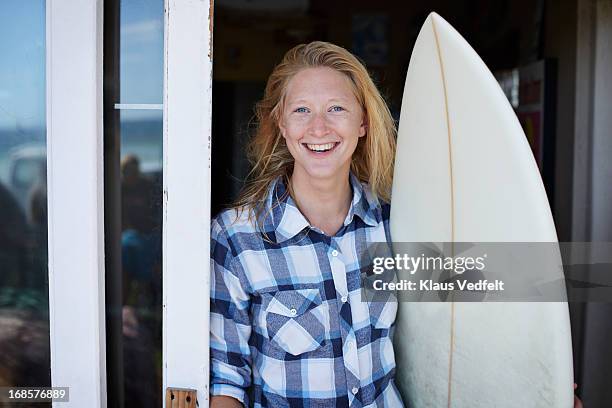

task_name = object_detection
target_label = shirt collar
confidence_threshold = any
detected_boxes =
[262,172,380,244]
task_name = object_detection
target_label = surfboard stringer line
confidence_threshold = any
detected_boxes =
[431,17,457,408]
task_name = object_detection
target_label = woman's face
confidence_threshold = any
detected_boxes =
[279,67,366,182]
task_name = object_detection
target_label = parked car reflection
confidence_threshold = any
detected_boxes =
[0,150,50,405]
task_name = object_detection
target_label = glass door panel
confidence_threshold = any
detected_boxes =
[105,1,213,406]
[104,1,164,407]
[0,1,50,404]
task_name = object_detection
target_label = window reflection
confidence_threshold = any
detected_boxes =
[0,0,50,402]
[119,109,163,408]
[120,0,164,105]
[104,0,164,406]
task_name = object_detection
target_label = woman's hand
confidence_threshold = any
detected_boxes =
[210,395,243,408]
[574,383,583,408]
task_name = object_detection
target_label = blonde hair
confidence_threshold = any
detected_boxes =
[232,41,396,232]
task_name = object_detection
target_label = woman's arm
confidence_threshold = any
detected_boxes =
[209,219,253,406]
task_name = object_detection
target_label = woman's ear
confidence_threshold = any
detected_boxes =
[359,117,368,137]
[278,121,287,139]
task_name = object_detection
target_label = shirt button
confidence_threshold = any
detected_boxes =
[341,295,348,303]
[290,308,297,316]
[352,387,359,395]
[331,249,339,257]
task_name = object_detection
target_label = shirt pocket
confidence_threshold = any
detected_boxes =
[368,294,398,330]
[265,288,330,356]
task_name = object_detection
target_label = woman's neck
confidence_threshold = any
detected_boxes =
[289,170,352,236]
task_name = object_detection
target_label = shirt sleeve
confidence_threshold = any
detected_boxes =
[209,218,252,406]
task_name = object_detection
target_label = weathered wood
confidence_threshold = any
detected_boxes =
[165,388,198,408]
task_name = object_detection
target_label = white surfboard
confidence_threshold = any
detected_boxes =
[390,13,573,407]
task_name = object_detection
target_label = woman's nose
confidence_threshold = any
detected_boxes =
[307,112,330,136]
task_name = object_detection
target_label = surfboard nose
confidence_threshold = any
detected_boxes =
[426,11,447,27]
[426,11,442,21]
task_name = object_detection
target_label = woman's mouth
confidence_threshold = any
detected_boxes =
[303,142,340,154]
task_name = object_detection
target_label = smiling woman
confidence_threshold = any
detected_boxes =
[280,67,367,187]
[231,42,396,235]
[209,41,401,407]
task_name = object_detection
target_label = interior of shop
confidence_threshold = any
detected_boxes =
[210,0,612,406]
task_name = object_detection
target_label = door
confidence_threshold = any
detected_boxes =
[45,0,213,407]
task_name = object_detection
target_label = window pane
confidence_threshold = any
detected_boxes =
[120,109,163,408]
[120,0,164,104]
[105,1,164,407]
[0,0,50,401]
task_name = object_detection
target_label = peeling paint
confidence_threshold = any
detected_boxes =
[208,0,214,61]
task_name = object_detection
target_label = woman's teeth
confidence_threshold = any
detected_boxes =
[306,142,337,152]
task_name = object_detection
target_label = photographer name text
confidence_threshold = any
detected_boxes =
[372,279,505,292]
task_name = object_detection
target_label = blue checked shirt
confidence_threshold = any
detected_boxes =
[210,172,404,407]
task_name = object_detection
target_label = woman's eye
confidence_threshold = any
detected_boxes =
[330,106,345,112]
[294,107,309,113]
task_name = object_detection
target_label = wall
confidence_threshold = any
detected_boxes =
[579,1,612,406]
[543,0,578,242]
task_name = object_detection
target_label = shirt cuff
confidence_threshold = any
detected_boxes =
[210,383,247,407]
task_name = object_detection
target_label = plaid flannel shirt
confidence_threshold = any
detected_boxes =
[210,172,404,407]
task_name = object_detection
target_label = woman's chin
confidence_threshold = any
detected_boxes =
[300,167,348,182]
[292,157,352,182]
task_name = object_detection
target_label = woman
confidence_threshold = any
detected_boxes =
[209,41,401,407]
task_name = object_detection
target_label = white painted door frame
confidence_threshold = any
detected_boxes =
[46,1,107,407]
[47,1,213,406]
[162,0,213,407]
